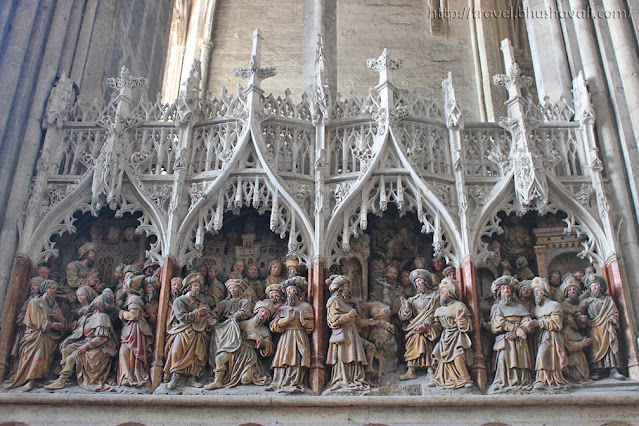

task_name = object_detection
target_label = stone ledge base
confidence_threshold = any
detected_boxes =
[1,393,639,425]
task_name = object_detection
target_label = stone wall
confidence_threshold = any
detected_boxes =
[206,0,305,97]
[335,0,481,121]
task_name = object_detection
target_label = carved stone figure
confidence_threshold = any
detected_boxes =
[46,289,117,391]
[325,275,370,392]
[579,275,625,380]
[245,264,265,299]
[265,260,284,287]
[206,267,226,304]
[66,242,100,289]
[530,277,568,390]
[398,269,440,381]
[559,277,591,383]
[117,275,154,387]
[205,279,253,389]
[264,283,285,312]
[374,266,402,315]
[8,280,65,391]
[430,256,446,286]
[515,256,535,281]
[359,301,396,381]
[164,274,212,389]
[488,276,534,393]
[268,278,314,393]
[429,278,473,389]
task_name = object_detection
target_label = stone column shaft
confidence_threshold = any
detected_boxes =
[0,256,33,381]
[461,260,488,392]
[309,258,327,395]
[605,258,639,379]
[150,256,176,390]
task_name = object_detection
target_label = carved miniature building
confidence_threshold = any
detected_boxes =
[2,1,639,424]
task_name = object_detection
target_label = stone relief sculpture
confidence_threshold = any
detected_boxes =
[8,280,65,391]
[46,289,117,391]
[164,274,212,389]
[117,275,154,387]
[325,275,370,392]
[560,277,592,383]
[530,277,569,390]
[268,278,315,393]
[66,243,100,289]
[398,269,440,381]
[488,276,534,393]
[579,275,625,381]
[429,278,473,389]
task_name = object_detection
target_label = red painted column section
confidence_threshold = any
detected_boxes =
[309,258,327,395]
[0,255,33,380]
[150,256,176,390]
[606,258,639,379]
[461,259,488,392]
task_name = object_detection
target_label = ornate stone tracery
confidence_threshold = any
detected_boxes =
[3,30,638,397]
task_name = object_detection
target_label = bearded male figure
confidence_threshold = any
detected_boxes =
[429,278,473,389]
[164,274,213,389]
[8,280,66,391]
[46,289,117,391]
[245,264,266,300]
[325,275,370,392]
[265,260,285,287]
[489,276,534,393]
[267,278,315,393]
[560,278,591,382]
[398,269,440,381]
[579,275,625,380]
[205,279,253,389]
[117,275,154,387]
[530,278,568,390]
[66,242,100,289]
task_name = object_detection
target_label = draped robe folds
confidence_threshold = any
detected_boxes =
[8,297,65,388]
[60,312,118,391]
[430,300,473,389]
[222,320,274,387]
[164,295,209,378]
[269,301,315,392]
[326,294,370,391]
[66,261,99,288]
[532,300,569,388]
[561,301,590,382]
[489,302,533,392]
[398,291,440,368]
[118,295,154,386]
[580,295,621,369]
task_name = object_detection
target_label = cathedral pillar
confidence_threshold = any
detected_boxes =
[0,255,33,381]
[302,0,336,98]
[522,0,573,100]
[150,256,177,390]
[605,258,639,379]
[309,257,327,395]
[461,259,488,392]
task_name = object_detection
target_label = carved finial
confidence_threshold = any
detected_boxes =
[106,66,148,91]
[233,29,276,88]
[442,72,463,129]
[367,48,402,86]
[492,39,532,101]
[312,33,329,123]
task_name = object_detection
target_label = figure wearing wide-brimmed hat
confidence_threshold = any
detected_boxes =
[429,278,474,389]
[398,268,440,381]
[66,242,100,289]
[579,275,625,380]
[488,275,534,393]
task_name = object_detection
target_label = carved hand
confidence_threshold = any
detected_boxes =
[400,297,409,311]
[49,322,63,331]
[505,331,517,340]
[582,337,592,348]
[515,327,527,340]
[348,309,358,319]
